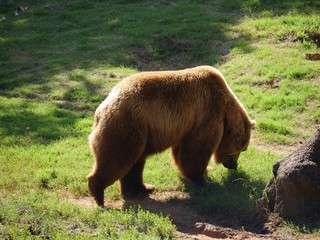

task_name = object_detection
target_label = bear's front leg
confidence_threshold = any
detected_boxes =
[120,159,155,198]
[172,132,217,187]
[172,145,210,186]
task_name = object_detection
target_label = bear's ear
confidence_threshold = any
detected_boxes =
[250,120,256,129]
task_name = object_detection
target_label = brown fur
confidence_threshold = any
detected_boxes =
[87,66,255,206]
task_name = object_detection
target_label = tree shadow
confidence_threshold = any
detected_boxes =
[0,2,239,89]
[217,0,319,14]
[122,169,271,237]
[0,99,86,146]
[1,0,318,105]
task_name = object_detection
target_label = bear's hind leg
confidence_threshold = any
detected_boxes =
[87,161,123,207]
[120,158,155,198]
[88,114,149,205]
[87,173,106,207]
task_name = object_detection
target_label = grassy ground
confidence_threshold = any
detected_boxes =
[1,0,319,239]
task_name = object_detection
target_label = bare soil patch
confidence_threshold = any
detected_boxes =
[69,191,281,240]
[282,31,320,48]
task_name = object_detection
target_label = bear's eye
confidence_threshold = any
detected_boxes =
[242,147,248,152]
[239,139,249,152]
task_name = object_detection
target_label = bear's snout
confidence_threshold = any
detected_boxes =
[222,155,239,170]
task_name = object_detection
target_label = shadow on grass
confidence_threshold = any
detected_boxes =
[61,70,105,105]
[0,98,87,146]
[1,1,235,111]
[122,169,270,236]
[1,1,228,90]
[1,0,319,106]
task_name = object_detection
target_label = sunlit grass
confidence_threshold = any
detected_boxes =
[1,0,319,238]
[0,192,176,239]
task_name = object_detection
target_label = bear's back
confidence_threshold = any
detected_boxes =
[118,66,228,104]
[95,66,231,151]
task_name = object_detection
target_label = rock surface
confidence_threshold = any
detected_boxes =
[264,129,320,223]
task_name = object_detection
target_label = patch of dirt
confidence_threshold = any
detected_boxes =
[130,34,196,71]
[253,142,303,156]
[281,31,320,48]
[306,53,320,61]
[131,47,155,70]
[69,191,280,240]
[250,135,303,156]
[69,196,97,208]
[251,80,282,90]
[150,34,191,56]
[306,32,320,48]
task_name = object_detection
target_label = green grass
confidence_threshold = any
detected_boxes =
[0,192,175,239]
[1,0,319,238]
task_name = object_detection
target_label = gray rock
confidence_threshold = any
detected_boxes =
[263,129,320,223]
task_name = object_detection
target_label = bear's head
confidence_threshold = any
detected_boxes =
[214,107,255,170]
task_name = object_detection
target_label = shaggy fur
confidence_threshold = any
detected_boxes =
[87,66,255,206]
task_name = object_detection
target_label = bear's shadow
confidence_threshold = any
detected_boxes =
[122,170,270,236]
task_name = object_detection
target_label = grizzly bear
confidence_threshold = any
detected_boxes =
[87,66,255,206]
